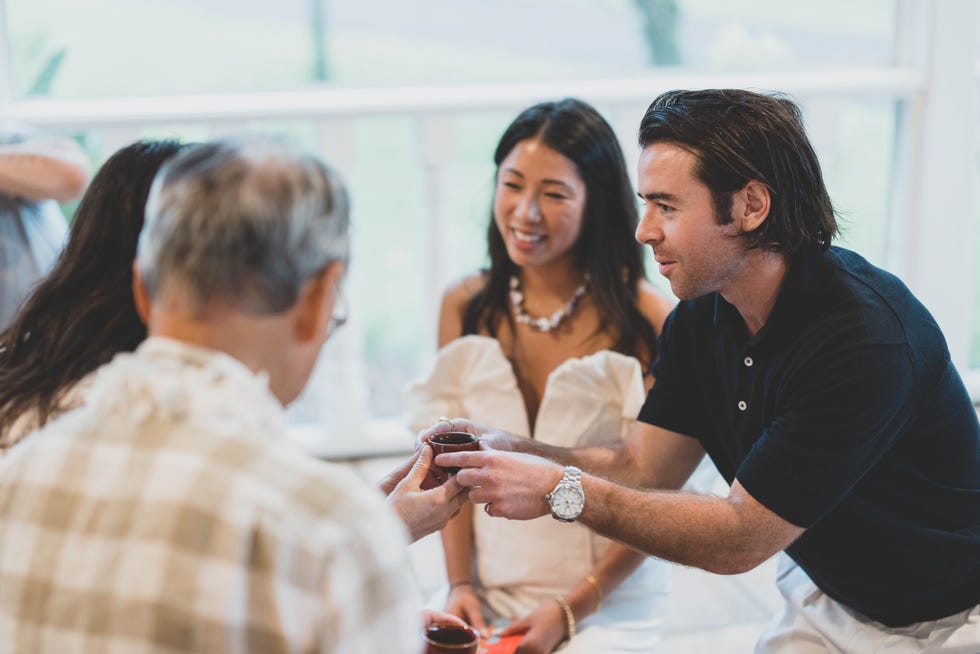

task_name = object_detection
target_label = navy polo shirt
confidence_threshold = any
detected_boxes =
[638,246,980,627]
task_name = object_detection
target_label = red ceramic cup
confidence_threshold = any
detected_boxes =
[421,431,480,490]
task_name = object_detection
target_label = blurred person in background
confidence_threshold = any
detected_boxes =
[0,123,90,330]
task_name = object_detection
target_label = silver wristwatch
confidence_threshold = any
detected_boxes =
[545,466,585,523]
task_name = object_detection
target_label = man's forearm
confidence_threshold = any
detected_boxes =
[578,474,796,575]
[496,421,703,491]
[441,444,797,570]
[508,439,650,487]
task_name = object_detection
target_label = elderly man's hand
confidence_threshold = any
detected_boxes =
[417,417,526,453]
[435,448,564,521]
[381,446,468,542]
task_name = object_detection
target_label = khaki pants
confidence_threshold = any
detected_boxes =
[755,555,979,653]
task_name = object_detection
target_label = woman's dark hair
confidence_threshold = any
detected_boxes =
[639,89,838,255]
[0,139,186,442]
[462,98,659,367]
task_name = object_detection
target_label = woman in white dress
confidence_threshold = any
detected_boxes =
[0,140,187,450]
[407,99,676,653]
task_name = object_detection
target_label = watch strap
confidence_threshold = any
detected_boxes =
[562,466,582,485]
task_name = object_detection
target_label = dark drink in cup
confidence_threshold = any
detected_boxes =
[429,431,479,473]
[424,624,480,654]
[421,431,480,489]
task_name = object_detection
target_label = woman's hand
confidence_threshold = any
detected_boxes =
[499,601,567,654]
[444,583,490,638]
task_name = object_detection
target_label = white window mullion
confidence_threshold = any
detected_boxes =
[900,0,978,376]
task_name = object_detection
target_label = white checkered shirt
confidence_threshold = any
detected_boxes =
[0,337,421,653]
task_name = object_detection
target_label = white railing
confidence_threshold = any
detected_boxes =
[0,68,925,127]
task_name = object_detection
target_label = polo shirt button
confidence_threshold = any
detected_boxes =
[744,356,754,367]
[737,400,747,411]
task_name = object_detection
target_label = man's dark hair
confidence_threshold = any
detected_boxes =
[639,89,838,254]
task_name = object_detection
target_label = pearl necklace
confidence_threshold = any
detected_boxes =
[509,274,589,333]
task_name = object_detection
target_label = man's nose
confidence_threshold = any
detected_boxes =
[635,210,663,246]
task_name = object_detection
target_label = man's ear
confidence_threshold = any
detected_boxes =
[293,260,345,344]
[733,180,771,233]
[132,262,152,326]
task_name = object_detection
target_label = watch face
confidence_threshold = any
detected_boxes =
[551,484,584,520]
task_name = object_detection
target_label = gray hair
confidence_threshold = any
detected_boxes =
[138,138,350,314]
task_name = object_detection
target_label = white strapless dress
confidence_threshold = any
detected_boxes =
[407,335,668,652]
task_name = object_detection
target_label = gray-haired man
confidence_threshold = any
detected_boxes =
[0,139,465,653]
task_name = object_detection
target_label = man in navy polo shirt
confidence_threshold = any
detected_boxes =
[433,89,980,651]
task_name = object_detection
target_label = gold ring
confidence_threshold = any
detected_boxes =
[484,503,492,516]
[437,416,455,431]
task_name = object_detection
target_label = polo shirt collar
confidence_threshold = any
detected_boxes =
[712,246,830,349]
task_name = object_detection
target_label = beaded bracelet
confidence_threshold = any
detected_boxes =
[448,579,473,590]
[554,595,575,641]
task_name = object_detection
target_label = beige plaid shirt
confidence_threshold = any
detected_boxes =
[0,337,421,653]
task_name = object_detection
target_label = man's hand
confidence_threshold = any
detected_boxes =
[381,446,468,542]
[436,449,563,521]
[377,450,418,497]
[417,417,525,453]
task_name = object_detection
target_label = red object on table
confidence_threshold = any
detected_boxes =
[479,633,522,654]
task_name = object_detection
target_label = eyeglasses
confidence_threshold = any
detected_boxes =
[328,284,348,334]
